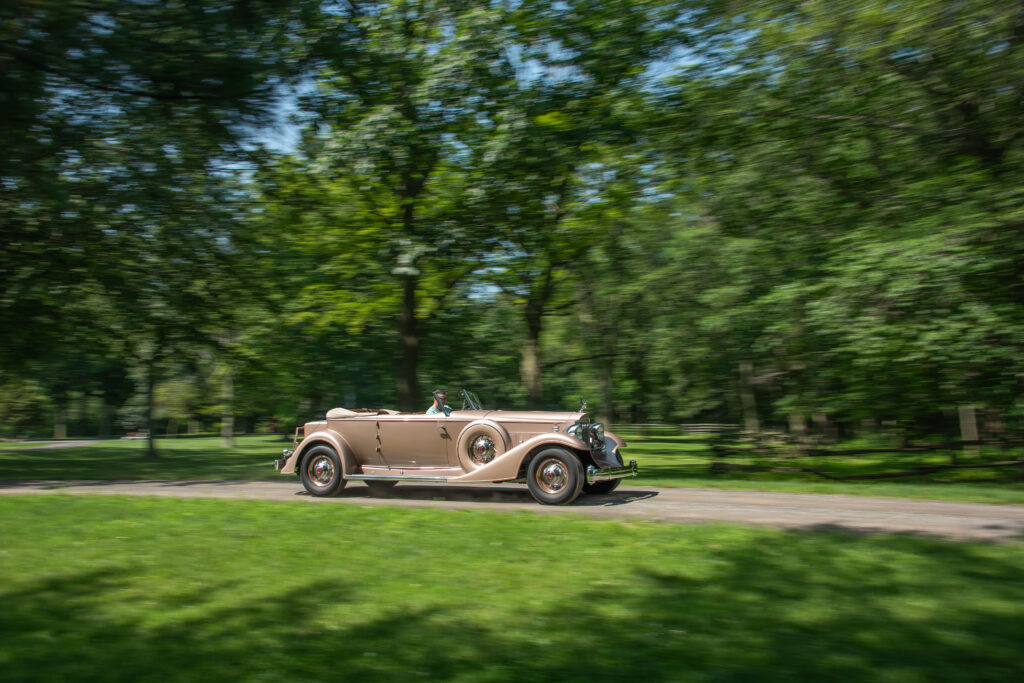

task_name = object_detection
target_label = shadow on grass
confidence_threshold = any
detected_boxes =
[2,532,1022,681]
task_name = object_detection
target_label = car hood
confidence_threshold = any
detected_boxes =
[471,410,587,424]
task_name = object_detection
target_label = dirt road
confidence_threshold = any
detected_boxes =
[3,479,1022,542]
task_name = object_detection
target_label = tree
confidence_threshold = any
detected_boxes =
[1,0,302,451]
[651,0,1024,433]
[472,0,687,407]
[266,1,527,410]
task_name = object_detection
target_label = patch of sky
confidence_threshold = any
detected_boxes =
[247,81,317,154]
[86,11,116,33]
[465,279,503,301]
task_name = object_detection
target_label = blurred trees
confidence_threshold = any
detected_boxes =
[2,0,1022,442]
[0,0,302,449]
[646,0,1024,436]
[255,1,516,411]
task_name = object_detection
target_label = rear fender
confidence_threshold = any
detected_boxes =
[449,432,588,483]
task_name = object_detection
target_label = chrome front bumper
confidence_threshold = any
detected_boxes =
[274,448,294,472]
[585,460,638,484]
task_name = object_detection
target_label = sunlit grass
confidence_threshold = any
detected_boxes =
[0,435,288,481]
[0,495,1021,682]
[613,428,1024,505]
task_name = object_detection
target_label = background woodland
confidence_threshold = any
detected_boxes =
[2,0,1022,453]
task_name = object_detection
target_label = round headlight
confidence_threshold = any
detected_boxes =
[567,421,589,443]
[590,423,605,442]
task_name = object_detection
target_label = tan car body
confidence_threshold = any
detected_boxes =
[276,403,637,504]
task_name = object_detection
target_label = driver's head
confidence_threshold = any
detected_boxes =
[434,390,447,404]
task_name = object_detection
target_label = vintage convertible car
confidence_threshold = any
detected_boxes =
[274,389,637,505]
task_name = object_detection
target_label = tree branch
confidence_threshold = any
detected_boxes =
[542,352,618,370]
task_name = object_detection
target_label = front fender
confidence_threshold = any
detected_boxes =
[591,430,626,468]
[279,431,355,477]
[449,432,587,483]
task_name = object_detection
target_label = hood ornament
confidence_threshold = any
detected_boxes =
[579,396,587,411]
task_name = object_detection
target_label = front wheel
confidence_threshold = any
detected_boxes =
[300,445,346,497]
[526,448,584,505]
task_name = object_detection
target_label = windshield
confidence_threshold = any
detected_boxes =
[460,389,482,411]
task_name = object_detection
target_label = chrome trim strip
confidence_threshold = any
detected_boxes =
[345,474,449,483]
[585,460,638,484]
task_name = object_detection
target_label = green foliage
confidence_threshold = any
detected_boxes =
[1,0,1022,447]
[632,0,1024,431]
[0,379,52,438]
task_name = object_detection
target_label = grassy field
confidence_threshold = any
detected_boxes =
[612,427,1024,505]
[0,495,1021,682]
[0,435,286,481]
[2,432,1024,504]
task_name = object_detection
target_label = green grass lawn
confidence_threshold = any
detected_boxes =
[613,428,1024,505]
[2,432,1024,504]
[0,435,287,481]
[1,495,1021,682]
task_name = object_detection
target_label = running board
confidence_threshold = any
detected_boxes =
[345,473,449,483]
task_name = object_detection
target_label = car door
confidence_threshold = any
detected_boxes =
[376,414,452,468]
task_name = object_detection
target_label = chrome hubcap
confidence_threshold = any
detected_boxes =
[536,458,568,494]
[308,455,335,487]
[469,435,496,465]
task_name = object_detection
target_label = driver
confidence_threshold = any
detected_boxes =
[426,390,451,415]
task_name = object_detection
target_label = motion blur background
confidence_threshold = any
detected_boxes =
[2,0,1022,448]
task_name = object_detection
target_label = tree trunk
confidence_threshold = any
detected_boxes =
[145,360,158,459]
[221,367,234,449]
[520,338,542,409]
[632,350,648,426]
[812,413,835,443]
[521,301,544,409]
[53,404,67,439]
[958,404,979,459]
[99,397,112,439]
[397,276,420,412]
[600,358,613,423]
[789,412,807,438]
[738,361,760,434]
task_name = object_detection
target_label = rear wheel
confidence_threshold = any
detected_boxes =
[526,448,584,505]
[300,445,345,497]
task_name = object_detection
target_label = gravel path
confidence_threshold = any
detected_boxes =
[3,479,1023,542]
[2,440,101,450]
